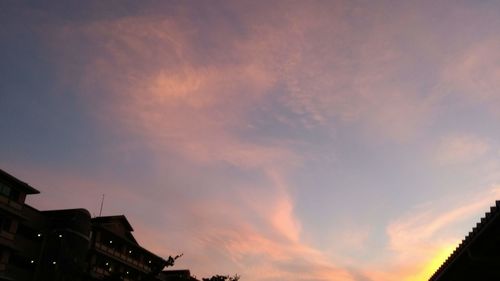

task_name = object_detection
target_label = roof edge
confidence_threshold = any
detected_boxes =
[0,168,40,194]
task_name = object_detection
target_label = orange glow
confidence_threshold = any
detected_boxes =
[406,244,456,281]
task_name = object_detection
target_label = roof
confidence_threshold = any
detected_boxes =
[92,215,137,243]
[42,208,91,217]
[429,200,500,281]
[92,215,167,264]
[92,215,134,231]
[0,169,40,194]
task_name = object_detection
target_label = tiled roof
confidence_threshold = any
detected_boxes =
[429,200,500,281]
[92,215,134,231]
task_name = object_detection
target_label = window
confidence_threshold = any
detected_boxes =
[0,217,11,232]
[0,249,9,267]
[16,224,36,238]
[9,189,20,202]
[0,183,10,197]
[9,254,35,270]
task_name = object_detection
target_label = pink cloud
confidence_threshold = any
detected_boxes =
[373,188,500,280]
[440,39,500,105]
[434,134,490,165]
[40,2,446,146]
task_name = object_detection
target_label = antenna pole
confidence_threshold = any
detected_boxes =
[99,194,105,217]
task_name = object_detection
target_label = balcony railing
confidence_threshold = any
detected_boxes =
[94,242,152,272]
[91,266,139,281]
[0,196,23,212]
[91,266,111,278]
[0,230,15,241]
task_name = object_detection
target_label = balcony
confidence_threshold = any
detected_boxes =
[11,234,40,257]
[90,266,140,281]
[0,231,14,241]
[94,242,152,272]
[0,235,15,250]
[90,266,111,278]
[0,196,23,217]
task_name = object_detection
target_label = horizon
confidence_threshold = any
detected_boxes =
[2,1,500,280]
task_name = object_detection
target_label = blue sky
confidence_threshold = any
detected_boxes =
[2,1,500,280]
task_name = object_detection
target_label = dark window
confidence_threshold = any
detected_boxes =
[10,254,35,270]
[0,217,12,232]
[0,183,10,197]
[9,189,20,202]
[16,224,37,238]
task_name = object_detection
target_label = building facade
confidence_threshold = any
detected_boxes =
[0,169,197,281]
[0,169,41,281]
[89,215,168,281]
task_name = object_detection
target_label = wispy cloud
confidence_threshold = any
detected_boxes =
[36,10,360,279]
[439,39,500,107]
[434,134,490,166]
[377,188,500,280]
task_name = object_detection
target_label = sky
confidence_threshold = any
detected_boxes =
[1,1,500,280]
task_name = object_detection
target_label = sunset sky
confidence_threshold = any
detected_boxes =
[2,1,500,280]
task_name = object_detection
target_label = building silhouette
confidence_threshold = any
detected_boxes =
[0,169,197,281]
[429,201,500,281]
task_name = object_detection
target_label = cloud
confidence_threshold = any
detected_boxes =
[377,188,500,280]
[129,171,355,281]
[7,159,356,280]
[243,3,438,141]
[434,134,490,165]
[42,1,447,146]
[439,39,500,106]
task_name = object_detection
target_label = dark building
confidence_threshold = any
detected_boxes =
[0,169,198,281]
[34,208,92,281]
[429,201,500,281]
[89,215,168,281]
[0,169,41,281]
[157,270,198,281]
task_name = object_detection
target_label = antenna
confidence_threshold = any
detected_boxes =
[99,194,105,217]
